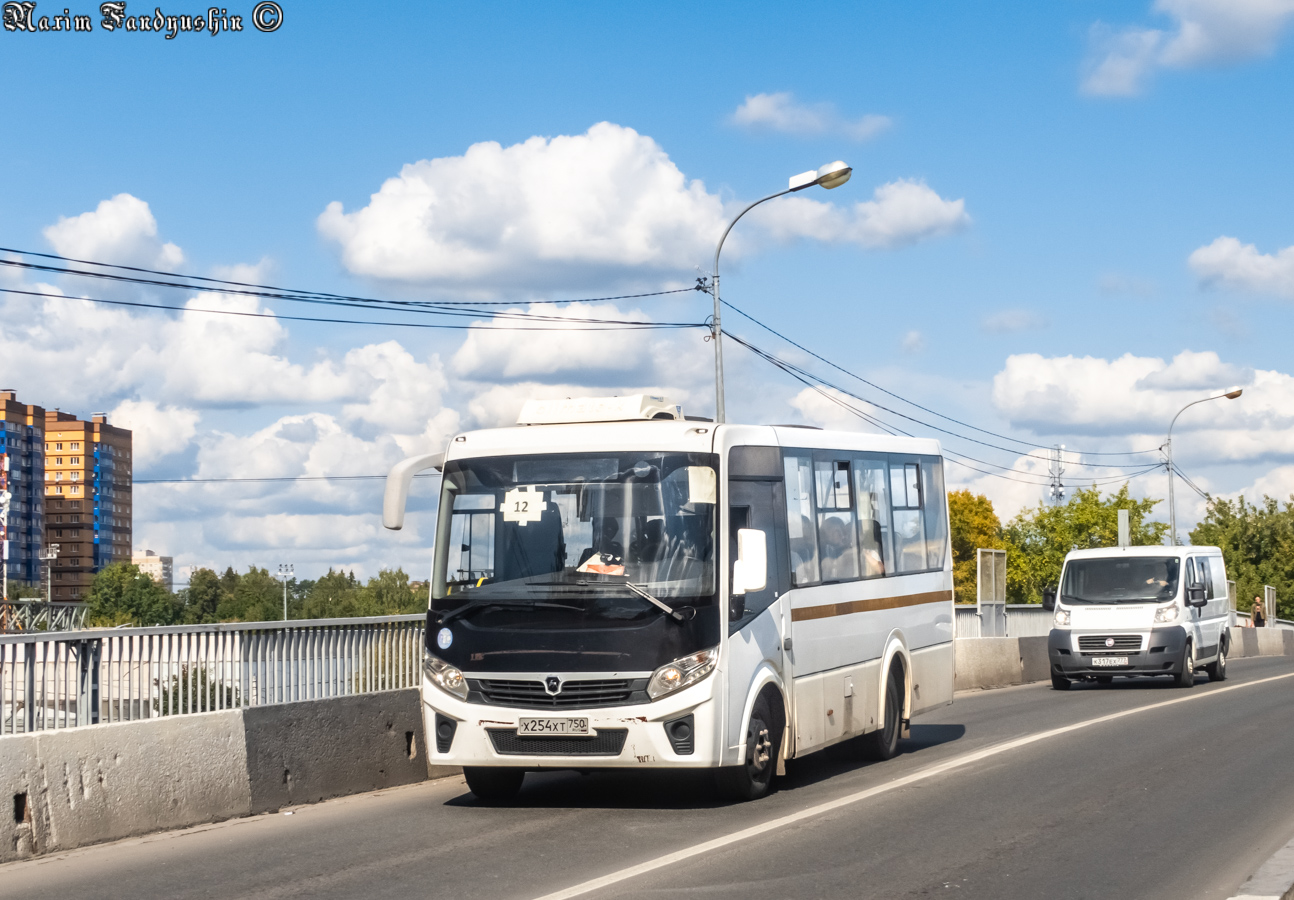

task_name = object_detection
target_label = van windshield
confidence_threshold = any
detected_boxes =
[1060,557,1180,605]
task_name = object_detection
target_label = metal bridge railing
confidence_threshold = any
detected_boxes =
[0,600,89,634]
[0,614,425,736]
[955,604,1053,639]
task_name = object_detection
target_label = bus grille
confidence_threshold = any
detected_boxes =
[475,678,636,709]
[1078,634,1143,653]
[487,728,628,756]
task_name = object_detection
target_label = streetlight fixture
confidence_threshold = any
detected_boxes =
[709,161,853,423]
[278,563,294,621]
[1165,388,1242,544]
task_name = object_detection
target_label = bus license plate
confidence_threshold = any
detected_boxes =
[518,717,590,736]
[1092,657,1128,667]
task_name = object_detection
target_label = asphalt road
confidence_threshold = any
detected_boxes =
[3,657,1293,900]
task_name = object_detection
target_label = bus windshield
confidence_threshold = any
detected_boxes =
[432,452,718,623]
[1060,557,1180,605]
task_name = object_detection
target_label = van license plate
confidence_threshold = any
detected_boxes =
[518,717,590,736]
[1092,657,1128,667]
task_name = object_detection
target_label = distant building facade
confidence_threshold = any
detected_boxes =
[44,411,133,601]
[132,549,173,592]
[1,390,46,589]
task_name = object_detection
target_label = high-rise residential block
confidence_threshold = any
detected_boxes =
[43,410,133,601]
[0,390,46,590]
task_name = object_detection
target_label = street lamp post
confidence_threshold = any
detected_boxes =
[278,563,294,621]
[1165,389,1242,544]
[710,161,853,423]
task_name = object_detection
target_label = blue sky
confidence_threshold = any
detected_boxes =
[3,0,1293,580]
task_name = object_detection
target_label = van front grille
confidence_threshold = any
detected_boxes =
[1078,634,1143,653]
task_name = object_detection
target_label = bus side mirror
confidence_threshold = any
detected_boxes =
[1042,587,1056,612]
[732,529,767,596]
[383,452,444,530]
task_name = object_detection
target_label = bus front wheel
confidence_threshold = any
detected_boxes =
[716,693,779,802]
[463,766,525,802]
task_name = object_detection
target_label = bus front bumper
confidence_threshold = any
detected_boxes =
[1048,626,1188,678]
[421,677,721,769]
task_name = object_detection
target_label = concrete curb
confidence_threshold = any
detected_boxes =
[1227,832,1294,900]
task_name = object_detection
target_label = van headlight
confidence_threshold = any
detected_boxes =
[1154,604,1179,624]
[647,647,718,700]
[423,652,468,699]
[1053,608,1071,627]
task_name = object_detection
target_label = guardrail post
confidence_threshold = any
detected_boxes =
[24,642,36,733]
[77,639,101,726]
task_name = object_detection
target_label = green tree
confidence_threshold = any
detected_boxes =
[1002,485,1169,604]
[299,568,363,619]
[175,567,227,624]
[214,567,284,622]
[85,563,177,626]
[1190,494,1294,620]
[948,490,1003,604]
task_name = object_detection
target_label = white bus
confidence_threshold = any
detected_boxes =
[384,396,954,801]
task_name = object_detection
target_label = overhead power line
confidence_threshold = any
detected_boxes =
[716,295,1162,460]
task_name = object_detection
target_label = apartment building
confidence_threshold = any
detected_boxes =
[0,390,46,590]
[44,410,133,601]
[132,549,173,592]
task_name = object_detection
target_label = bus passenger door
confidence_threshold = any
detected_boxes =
[727,478,792,746]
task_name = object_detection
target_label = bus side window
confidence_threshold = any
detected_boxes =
[853,455,892,578]
[921,457,948,571]
[890,458,927,574]
[784,454,820,586]
[814,459,859,583]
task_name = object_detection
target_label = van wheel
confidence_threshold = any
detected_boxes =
[861,666,903,761]
[1095,676,1113,685]
[715,693,779,802]
[1173,643,1196,688]
[463,766,525,802]
[1205,644,1227,682]
[1051,673,1072,691]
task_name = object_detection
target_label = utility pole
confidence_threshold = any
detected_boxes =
[278,563,294,621]
[1047,444,1066,506]
[40,543,60,604]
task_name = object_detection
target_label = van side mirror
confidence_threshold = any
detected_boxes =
[1187,585,1207,607]
[1042,587,1056,612]
[732,528,767,596]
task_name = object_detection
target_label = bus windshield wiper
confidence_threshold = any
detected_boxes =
[439,598,582,625]
[581,580,695,623]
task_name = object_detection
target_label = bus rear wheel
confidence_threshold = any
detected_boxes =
[861,665,903,761]
[716,693,779,802]
[463,766,525,802]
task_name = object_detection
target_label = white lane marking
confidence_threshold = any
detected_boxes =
[531,671,1294,900]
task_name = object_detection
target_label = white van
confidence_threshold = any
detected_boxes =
[1044,545,1233,690]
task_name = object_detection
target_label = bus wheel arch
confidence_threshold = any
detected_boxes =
[737,667,788,766]
[718,682,786,801]
[878,633,912,733]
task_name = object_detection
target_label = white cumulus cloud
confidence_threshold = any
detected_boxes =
[317,122,726,291]
[754,179,970,249]
[1082,0,1294,96]
[1188,236,1294,298]
[731,92,892,141]
[109,399,200,467]
[43,193,183,270]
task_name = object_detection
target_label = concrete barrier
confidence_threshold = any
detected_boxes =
[1230,626,1294,659]
[0,688,456,863]
[0,710,251,862]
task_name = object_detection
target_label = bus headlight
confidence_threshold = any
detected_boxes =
[1053,608,1071,627]
[647,647,718,700]
[423,652,468,700]
[1154,604,1179,624]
